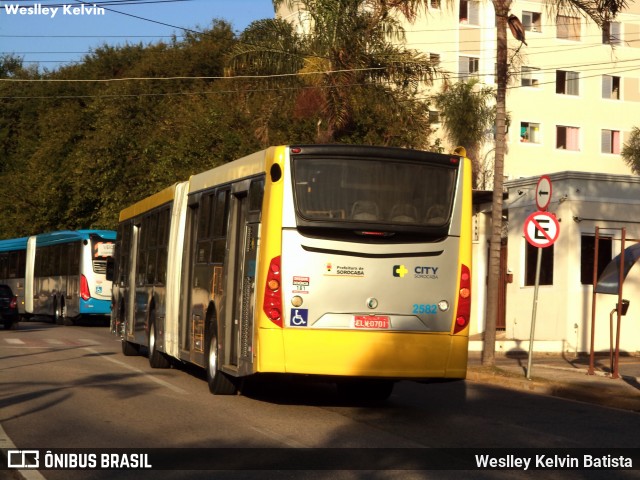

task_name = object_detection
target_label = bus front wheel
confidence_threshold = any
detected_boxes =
[206,330,237,395]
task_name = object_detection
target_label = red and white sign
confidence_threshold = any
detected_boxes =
[524,211,560,248]
[535,175,552,211]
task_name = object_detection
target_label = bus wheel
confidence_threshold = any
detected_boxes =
[61,304,74,326]
[336,379,395,402]
[148,320,170,368]
[206,331,237,395]
[54,299,64,325]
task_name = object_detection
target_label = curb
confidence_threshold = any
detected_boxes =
[466,366,640,412]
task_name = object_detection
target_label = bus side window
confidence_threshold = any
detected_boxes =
[249,179,264,216]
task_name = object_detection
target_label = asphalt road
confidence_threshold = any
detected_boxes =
[1,320,639,480]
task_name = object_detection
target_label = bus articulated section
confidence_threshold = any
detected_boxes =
[112,144,472,399]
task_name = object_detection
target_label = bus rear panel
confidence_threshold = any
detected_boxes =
[255,145,472,381]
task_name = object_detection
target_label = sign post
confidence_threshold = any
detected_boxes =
[523,207,560,380]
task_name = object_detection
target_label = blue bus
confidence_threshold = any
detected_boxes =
[0,230,116,325]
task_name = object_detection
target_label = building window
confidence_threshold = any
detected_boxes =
[525,242,554,286]
[459,0,480,25]
[430,0,441,8]
[603,21,621,45]
[601,129,621,154]
[556,70,579,95]
[602,75,621,100]
[520,122,540,143]
[459,56,479,81]
[429,53,440,67]
[522,11,542,32]
[521,66,541,87]
[581,235,612,285]
[429,110,441,124]
[557,15,581,40]
[556,126,580,150]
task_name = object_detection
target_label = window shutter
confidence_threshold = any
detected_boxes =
[601,130,612,153]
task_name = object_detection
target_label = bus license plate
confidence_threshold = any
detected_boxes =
[354,315,390,329]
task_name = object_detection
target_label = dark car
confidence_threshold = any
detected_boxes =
[0,284,19,330]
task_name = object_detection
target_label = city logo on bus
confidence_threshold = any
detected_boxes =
[393,265,439,279]
[393,265,408,277]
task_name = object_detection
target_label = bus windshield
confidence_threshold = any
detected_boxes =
[293,157,457,228]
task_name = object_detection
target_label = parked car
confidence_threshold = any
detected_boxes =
[0,284,19,330]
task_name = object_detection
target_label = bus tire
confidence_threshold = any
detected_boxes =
[206,330,237,395]
[121,339,140,356]
[148,319,170,368]
[336,379,395,402]
[54,298,64,325]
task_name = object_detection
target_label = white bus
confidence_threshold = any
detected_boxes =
[24,230,116,325]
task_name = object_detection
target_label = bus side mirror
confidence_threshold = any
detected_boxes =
[106,258,115,282]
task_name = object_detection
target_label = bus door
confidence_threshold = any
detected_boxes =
[127,224,142,343]
[225,179,263,376]
[179,198,201,363]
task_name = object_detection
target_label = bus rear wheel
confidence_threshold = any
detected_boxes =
[206,330,237,395]
[148,319,170,368]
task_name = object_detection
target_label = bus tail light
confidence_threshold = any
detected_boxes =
[263,256,283,327]
[9,296,17,310]
[80,274,91,301]
[453,264,471,334]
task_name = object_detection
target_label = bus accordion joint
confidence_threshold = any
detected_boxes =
[263,255,283,327]
[453,264,471,334]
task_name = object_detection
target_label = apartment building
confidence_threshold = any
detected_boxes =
[403,0,640,179]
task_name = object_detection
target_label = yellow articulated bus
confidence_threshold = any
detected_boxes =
[110,144,472,399]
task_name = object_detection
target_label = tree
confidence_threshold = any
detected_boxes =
[622,127,640,174]
[434,79,496,188]
[228,0,438,146]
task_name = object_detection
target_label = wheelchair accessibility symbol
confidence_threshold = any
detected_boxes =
[290,308,308,327]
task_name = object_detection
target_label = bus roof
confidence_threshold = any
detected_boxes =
[34,230,116,247]
[0,237,28,253]
[119,182,186,222]
[188,148,272,194]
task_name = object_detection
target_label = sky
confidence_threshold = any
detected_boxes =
[0,0,276,70]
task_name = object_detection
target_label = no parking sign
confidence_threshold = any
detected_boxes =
[523,211,560,248]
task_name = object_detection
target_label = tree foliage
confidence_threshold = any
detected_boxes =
[0,13,440,239]
[622,127,640,175]
[434,79,496,188]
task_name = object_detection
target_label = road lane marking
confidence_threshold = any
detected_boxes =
[0,423,47,480]
[4,339,25,345]
[83,347,187,394]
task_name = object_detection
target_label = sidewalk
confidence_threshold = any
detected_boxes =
[466,351,640,412]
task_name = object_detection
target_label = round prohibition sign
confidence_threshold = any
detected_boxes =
[524,211,560,248]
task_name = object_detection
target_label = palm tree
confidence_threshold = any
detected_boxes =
[434,79,496,188]
[227,0,438,144]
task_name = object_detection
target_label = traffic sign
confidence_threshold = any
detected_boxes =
[524,211,560,248]
[535,175,552,211]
